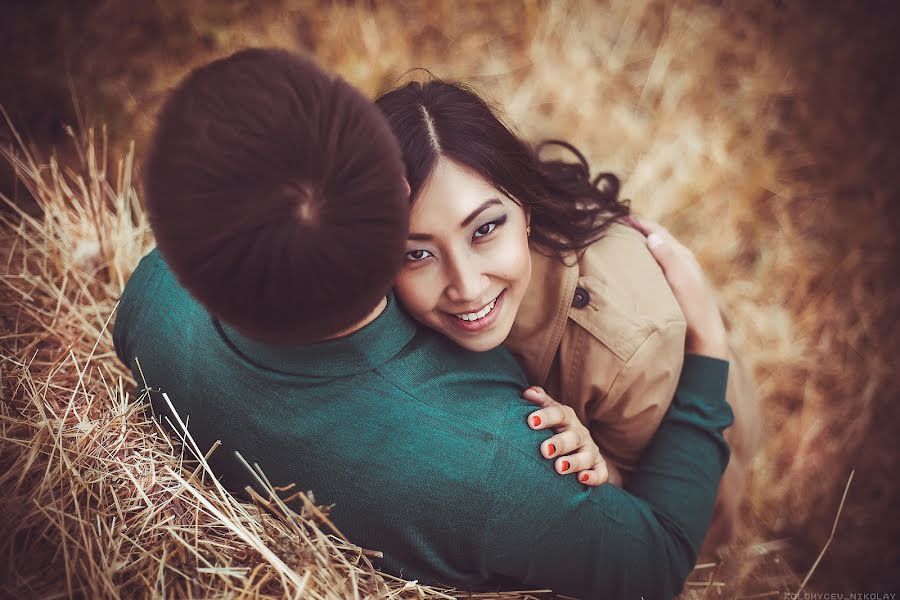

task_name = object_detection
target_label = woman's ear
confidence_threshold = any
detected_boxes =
[402,178,412,199]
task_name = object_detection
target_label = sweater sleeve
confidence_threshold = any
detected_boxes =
[477,355,732,600]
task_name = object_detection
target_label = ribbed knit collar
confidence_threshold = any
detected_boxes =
[214,293,418,377]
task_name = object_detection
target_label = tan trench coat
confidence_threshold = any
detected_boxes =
[505,221,761,554]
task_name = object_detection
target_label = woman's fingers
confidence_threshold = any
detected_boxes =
[624,215,652,236]
[624,215,669,238]
[576,462,610,487]
[553,448,599,474]
[621,214,641,231]
[527,402,576,432]
[522,386,557,408]
[539,429,581,458]
[626,216,681,254]
[523,387,610,486]
[626,217,689,279]
[605,461,625,487]
[629,219,686,271]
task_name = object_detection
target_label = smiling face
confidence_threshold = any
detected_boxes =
[395,156,532,352]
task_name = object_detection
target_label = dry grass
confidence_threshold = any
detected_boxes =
[2,0,898,597]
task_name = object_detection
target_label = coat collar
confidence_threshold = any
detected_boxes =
[505,245,579,384]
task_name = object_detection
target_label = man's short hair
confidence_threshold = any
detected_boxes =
[144,48,408,344]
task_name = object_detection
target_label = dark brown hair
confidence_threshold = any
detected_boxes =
[374,79,629,258]
[145,48,409,344]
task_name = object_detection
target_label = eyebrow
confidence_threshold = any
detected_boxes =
[407,199,503,241]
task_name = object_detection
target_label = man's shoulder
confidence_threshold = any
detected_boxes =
[120,247,171,305]
[378,330,529,412]
[122,247,201,309]
[114,247,207,358]
[367,325,556,468]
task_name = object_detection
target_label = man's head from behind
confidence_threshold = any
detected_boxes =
[145,48,409,344]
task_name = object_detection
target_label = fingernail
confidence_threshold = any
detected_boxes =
[560,460,570,472]
[647,233,664,250]
[546,443,556,456]
[579,473,590,483]
[531,415,541,427]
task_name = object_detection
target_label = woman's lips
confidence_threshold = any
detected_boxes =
[445,290,505,333]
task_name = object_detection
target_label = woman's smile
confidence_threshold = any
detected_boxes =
[443,289,506,332]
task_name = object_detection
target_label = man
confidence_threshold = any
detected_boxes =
[115,48,733,599]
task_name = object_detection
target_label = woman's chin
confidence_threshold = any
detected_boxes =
[445,323,512,353]
[453,335,501,352]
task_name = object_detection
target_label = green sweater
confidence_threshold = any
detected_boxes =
[113,248,733,600]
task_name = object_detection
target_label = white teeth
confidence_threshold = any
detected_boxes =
[455,298,498,321]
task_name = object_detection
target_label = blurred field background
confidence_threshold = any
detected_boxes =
[1,0,898,597]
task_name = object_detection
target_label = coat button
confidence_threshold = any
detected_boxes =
[572,287,590,308]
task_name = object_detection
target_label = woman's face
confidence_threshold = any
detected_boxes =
[395,157,532,352]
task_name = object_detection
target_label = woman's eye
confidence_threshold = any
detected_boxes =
[473,214,507,239]
[473,222,497,238]
[405,249,433,262]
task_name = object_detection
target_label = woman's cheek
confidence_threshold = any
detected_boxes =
[493,235,531,287]
[393,272,418,311]
[394,270,439,321]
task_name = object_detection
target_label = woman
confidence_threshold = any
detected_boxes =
[375,79,761,555]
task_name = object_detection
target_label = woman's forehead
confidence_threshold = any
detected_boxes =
[412,157,508,226]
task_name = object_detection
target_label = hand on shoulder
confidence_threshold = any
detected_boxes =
[522,386,623,487]
[625,217,729,360]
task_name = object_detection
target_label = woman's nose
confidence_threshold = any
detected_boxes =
[445,258,490,304]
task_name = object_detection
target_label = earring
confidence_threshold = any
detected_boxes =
[526,225,532,237]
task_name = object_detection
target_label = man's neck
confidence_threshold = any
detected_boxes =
[229,297,389,345]
[322,296,388,341]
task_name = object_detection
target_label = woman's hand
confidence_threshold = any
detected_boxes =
[523,386,619,486]
[626,217,729,360]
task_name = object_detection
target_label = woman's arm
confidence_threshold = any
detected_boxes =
[476,223,732,599]
[627,216,729,359]
[479,355,731,599]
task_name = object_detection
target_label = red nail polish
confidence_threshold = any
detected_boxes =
[531,415,541,427]
[547,443,556,456]
[579,473,589,483]
[561,460,570,472]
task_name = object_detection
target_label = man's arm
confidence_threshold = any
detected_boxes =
[477,354,732,600]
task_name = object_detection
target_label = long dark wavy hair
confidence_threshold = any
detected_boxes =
[374,79,630,260]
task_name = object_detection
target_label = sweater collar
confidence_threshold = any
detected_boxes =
[214,293,418,377]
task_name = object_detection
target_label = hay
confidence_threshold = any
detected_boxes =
[2,0,898,596]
